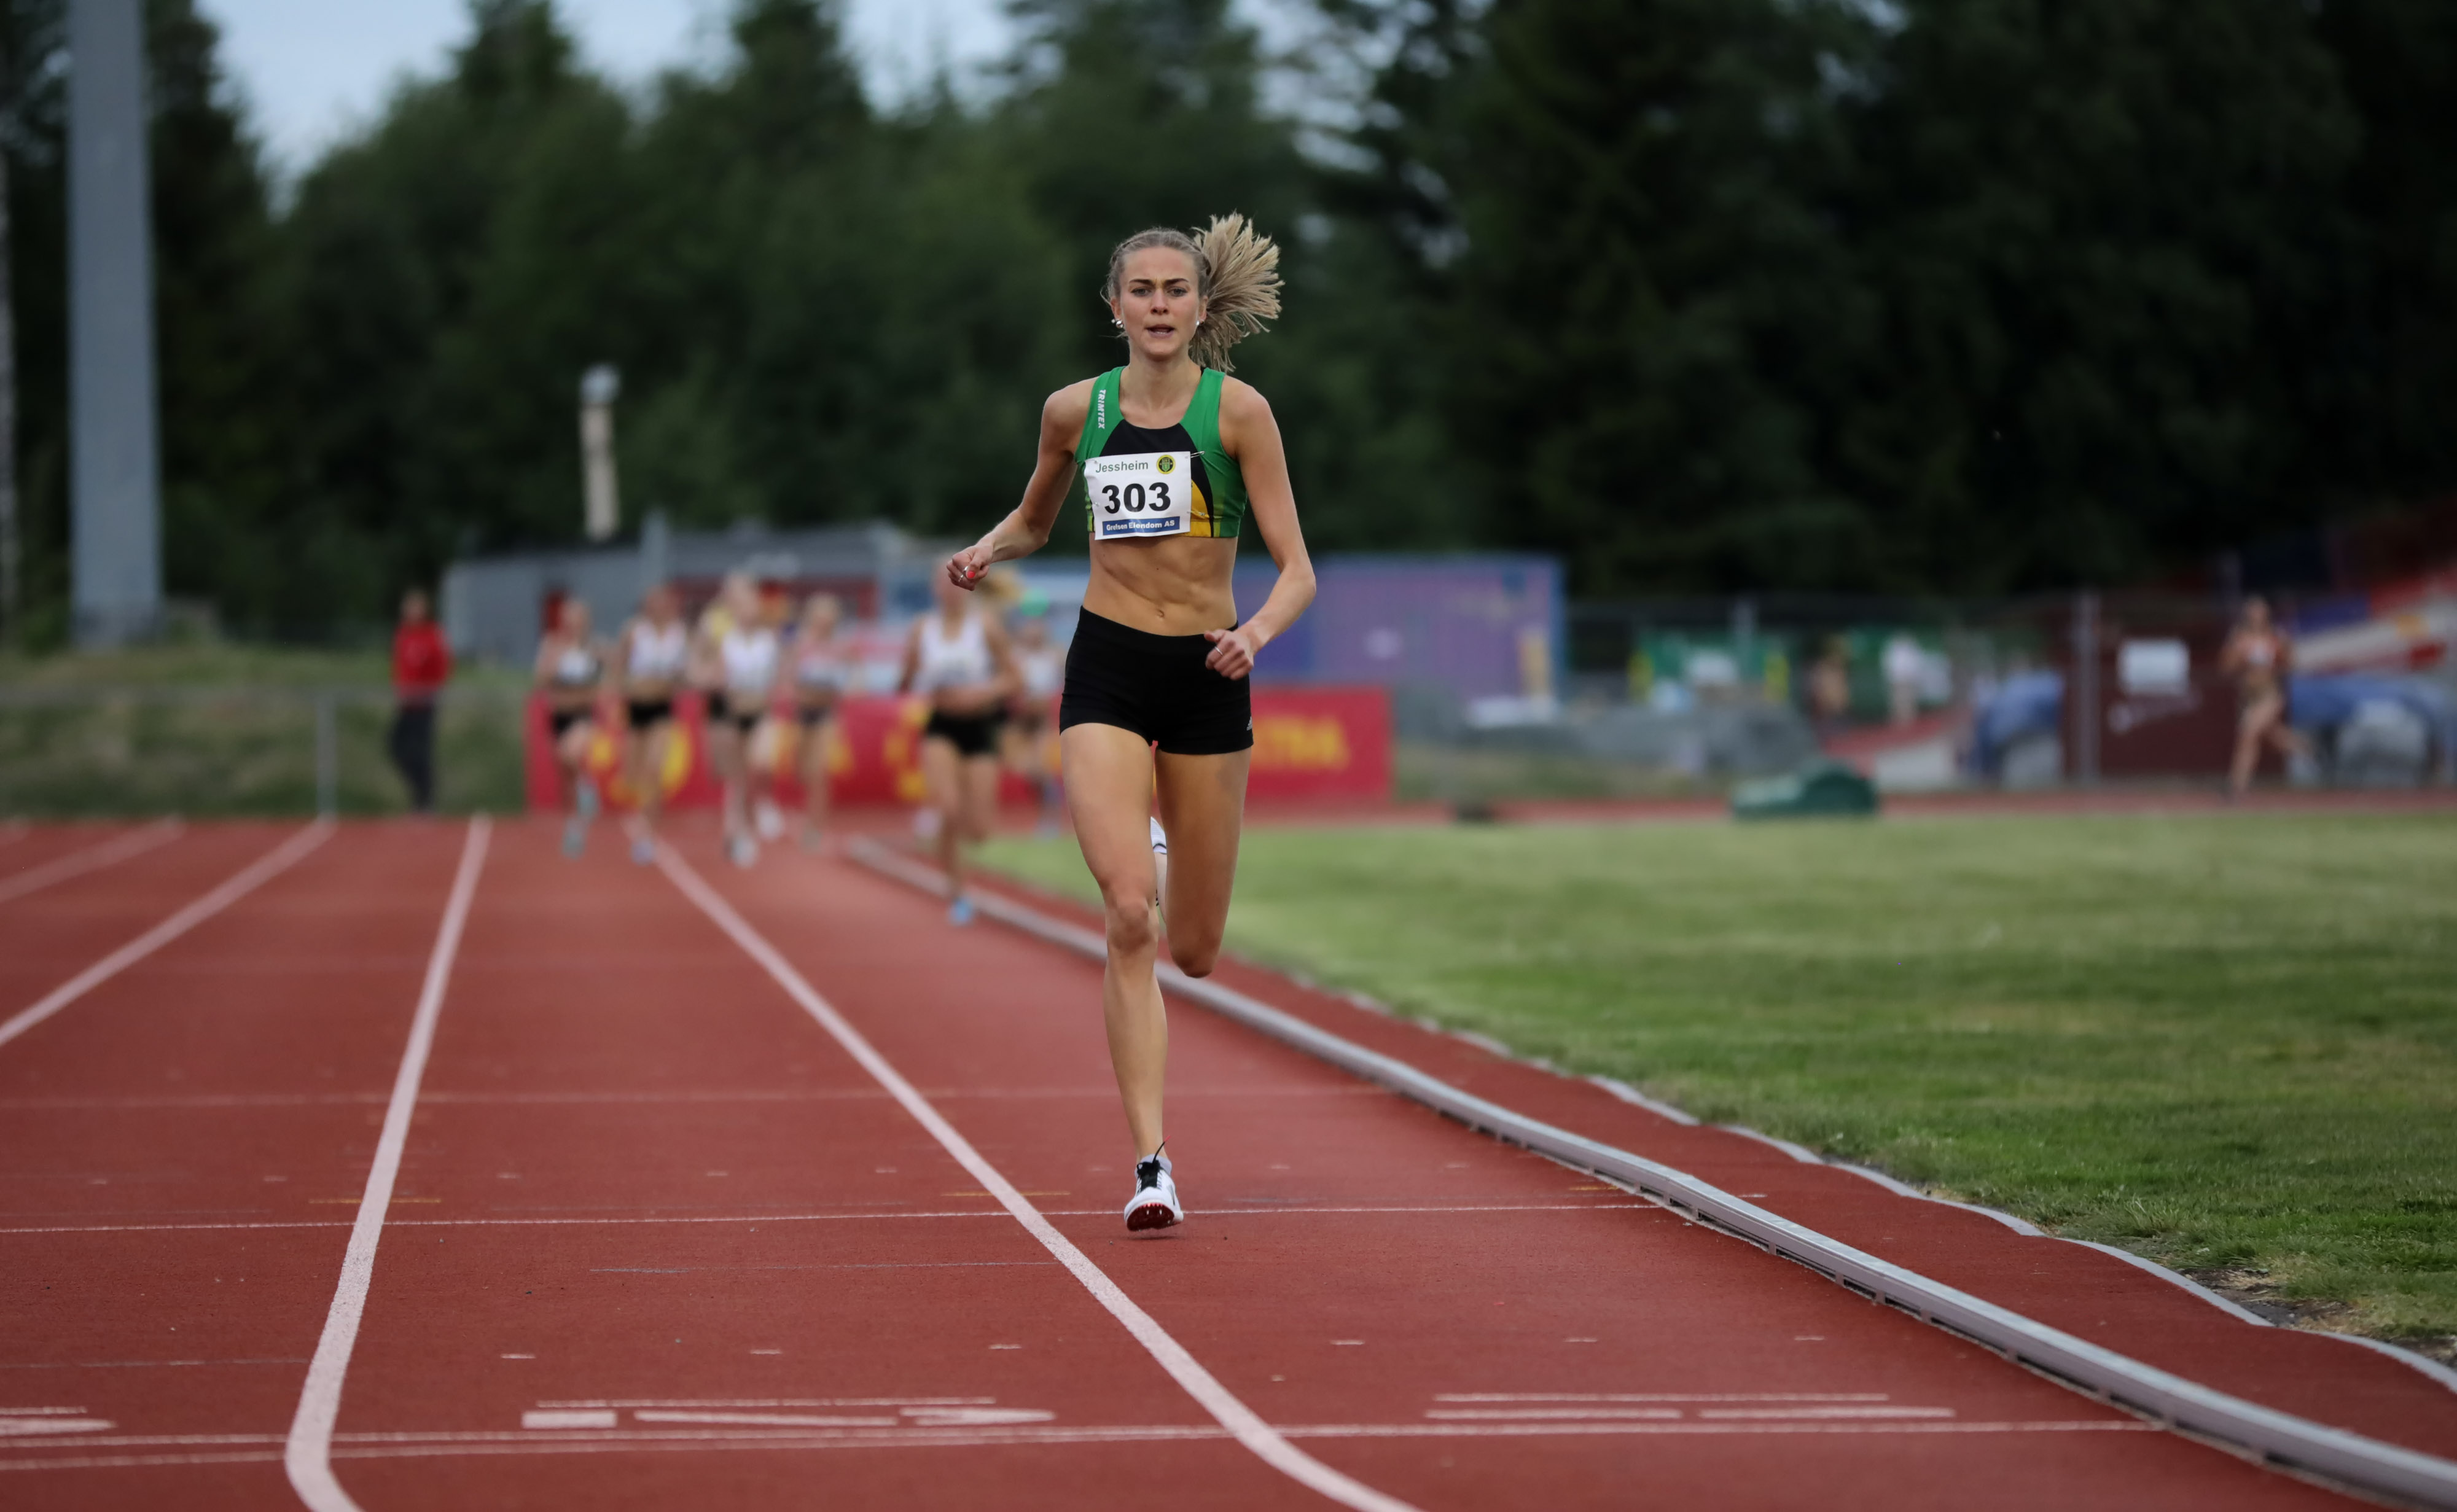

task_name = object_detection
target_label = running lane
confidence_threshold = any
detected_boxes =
[0,824,469,1509]
[0,825,280,1024]
[684,849,2361,1511]
[319,822,1313,1510]
[0,822,174,904]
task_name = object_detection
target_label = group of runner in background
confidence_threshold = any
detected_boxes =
[530,569,1068,876]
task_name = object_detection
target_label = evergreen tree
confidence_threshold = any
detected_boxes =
[1840,0,2358,590]
[1440,0,1878,593]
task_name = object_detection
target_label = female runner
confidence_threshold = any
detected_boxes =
[2221,594,2309,798]
[787,593,852,851]
[943,215,1311,1231]
[534,596,609,857]
[899,572,1020,924]
[695,574,784,867]
[615,583,690,865]
[1002,594,1068,835]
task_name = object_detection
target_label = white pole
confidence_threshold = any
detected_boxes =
[579,364,620,542]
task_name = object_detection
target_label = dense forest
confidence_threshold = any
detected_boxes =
[2,0,2453,641]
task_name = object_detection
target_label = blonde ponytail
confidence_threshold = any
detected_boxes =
[1188,213,1281,372]
[1100,212,1284,372]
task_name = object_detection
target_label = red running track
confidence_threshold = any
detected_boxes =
[0,819,2424,1508]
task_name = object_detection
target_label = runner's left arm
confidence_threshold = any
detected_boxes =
[1205,378,1315,680]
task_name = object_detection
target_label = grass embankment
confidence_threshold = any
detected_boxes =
[0,644,527,816]
[983,813,2457,1354]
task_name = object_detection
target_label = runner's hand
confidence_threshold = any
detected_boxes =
[945,546,994,591]
[1203,625,1262,680]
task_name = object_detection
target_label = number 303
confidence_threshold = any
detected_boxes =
[1100,480,1171,514]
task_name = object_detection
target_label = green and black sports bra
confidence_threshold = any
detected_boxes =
[1074,367,1249,541]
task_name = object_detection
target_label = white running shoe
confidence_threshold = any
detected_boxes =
[755,799,785,841]
[1148,816,1168,856]
[729,832,758,868]
[1124,1151,1182,1233]
[1148,817,1168,911]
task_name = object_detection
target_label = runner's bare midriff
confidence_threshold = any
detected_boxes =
[1084,534,1239,636]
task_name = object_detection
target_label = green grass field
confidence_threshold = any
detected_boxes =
[983,812,2457,1354]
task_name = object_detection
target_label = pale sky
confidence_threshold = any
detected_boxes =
[198,0,1022,168]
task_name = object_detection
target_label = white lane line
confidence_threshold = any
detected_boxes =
[283,817,490,1512]
[0,1417,2157,1475]
[658,846,1422,1512]
[0,819,183,906]
[0,821,332,1053]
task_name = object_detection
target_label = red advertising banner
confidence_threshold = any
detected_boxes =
[526,687,1390,811]
[1244,687,1391,803]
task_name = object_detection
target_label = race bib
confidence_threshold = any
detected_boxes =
[1087,451,1193,540]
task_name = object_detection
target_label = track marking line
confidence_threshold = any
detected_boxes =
[0,821,332,1053]
[0,819,182,906]
[851,842,2457,1510]
[0,1417,2165,1477]
[284,817,490,1512]
[657,845,1423,1512]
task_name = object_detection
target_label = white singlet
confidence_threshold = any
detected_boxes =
[722,625,780,697]
[912,610,993,695]
[628,621,688,683]
[794,637,851,694]
[550,642,600,688]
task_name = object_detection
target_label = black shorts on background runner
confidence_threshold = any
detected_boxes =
[923,710,1001,758]
[1059,607,1254,755]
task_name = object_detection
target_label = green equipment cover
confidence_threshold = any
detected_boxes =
[1729,760,1880,820]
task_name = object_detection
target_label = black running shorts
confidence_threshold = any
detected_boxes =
[626,698,673,730]
[704,693,760,733]
[1058,607,1254,756]
[923,710,1001,758]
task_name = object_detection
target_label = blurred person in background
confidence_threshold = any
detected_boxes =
[787,593,852,852]
[695,574,784,867]
[2222,595,2309,798]
[388,589,451,815]
[534,598,608,857]
[1003,593,1067,836]
[615,584,690,865]
[900,569,1020,924]
[1883,632,1923,727]
[1809,637,1853,739]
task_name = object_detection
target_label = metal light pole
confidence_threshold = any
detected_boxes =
[579,364,620,543]
[68,0,162,647]
[0,47,20,646]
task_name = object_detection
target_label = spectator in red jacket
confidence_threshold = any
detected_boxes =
[390,590,452,814]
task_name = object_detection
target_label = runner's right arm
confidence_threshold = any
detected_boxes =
[947,380,1094,589]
